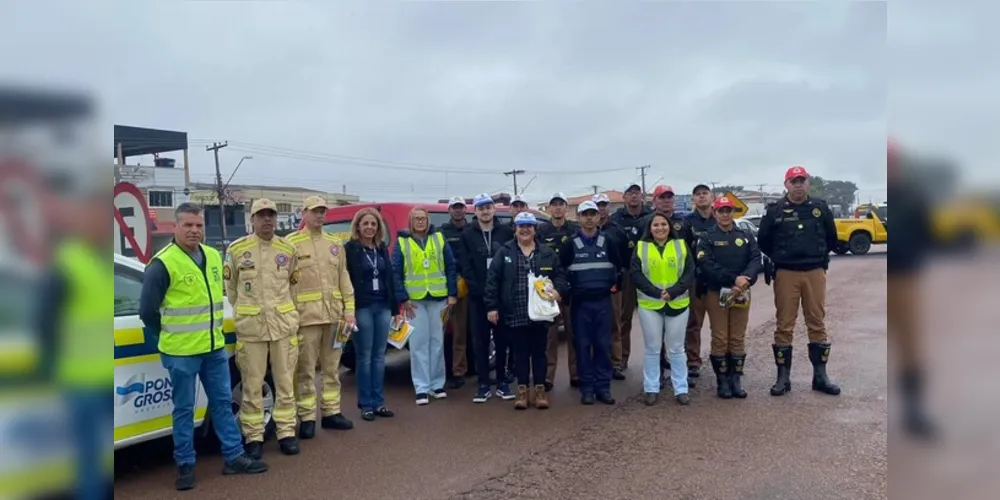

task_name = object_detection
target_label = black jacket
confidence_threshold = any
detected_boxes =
[599,219,631,272]
[629,236,696,315]
[695,224,762,291]
[610,205,652,248]
[484,240,570,320]
[344,239,402,313]
[757,196,838,271]
[459,222,514,298]
[439,220,470,275]
[536,219,580,257]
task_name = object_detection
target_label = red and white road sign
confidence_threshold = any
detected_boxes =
[114,182,153,263]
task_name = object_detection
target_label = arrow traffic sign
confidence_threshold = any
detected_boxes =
[722,191,750,219]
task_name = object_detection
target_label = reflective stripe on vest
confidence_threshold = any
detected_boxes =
[636,239,690,311]
[56,240,111,387]
[567,235,616,272]
[401,233,448,300]
[154,243,226,356]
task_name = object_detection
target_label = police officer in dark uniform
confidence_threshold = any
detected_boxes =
[696,196,761,399]
[644,185,694,377]
[609,182,652,374]
[757,166,841,396]
[594,193,630,380]
[560,201,623,405]
[439,196,473,388]
[682,183,716,378]
[537,192,581,389]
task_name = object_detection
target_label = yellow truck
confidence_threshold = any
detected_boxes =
[834,203,887,255]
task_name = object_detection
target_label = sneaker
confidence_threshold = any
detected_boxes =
[175,464,195,491]
[597,393,616,405]
[643,392,658,406]
[676,393,691,405]
[432,388,448,399]
[581,393,596,405]
[415,393,430,405]
[222,454,268,475]
[472,385,492,403]
[496,382,515,400]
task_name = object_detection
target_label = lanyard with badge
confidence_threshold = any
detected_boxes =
[364,247,381,291]
[483,229,493,269]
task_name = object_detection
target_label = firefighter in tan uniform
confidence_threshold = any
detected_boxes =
[225,198,301,459]
[287,196,356,439]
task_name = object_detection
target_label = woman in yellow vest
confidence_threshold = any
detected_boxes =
[631,212,696,406]
[391,207,459,406]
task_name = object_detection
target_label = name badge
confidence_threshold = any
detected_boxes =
[486,257,493,269]
[372,278,380,291]
[423,259,431,269]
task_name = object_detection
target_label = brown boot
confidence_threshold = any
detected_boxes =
[534,385,550,409]
[514,385,529,410]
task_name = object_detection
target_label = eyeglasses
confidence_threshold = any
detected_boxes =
[412,216,429,222]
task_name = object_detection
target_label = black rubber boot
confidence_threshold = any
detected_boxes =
[709,355,732,399]
[901,368,938,440]
[808,343,841,395]
[298,420,316,440]
[728,354,748,399]
[770,345,792,396]
[278,437,300,455]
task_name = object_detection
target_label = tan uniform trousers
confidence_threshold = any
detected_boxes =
[684,292,708,366]
[611,273,637,369]
[773,268,829,346]
[887,274,921,369]
[450,296,470,377]
[295,323,344,421]
[704,290,751,356]
[547,301,578,383]
[237,335,299,441]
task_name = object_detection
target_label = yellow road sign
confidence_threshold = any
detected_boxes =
[722,191,749,219]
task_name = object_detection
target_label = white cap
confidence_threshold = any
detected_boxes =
[473,193,494,207]
[511,194,526,205]
[592,193,611,204]
[624,181,642,192]
[448,196,466,207]
[549,192,567,203]
[577,200,599,214]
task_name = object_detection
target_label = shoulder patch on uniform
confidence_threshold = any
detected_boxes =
[735,238,744,247]
[290,269,301,285]
[697,250,705,259]
[223,264,232,280]
[812,207,822,218]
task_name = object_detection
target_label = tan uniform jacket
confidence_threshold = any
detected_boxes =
[224,234,300,342]
[287,229,355,326]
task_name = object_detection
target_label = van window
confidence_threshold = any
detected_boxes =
[323,221,353,238]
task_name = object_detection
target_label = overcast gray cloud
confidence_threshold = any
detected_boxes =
[3,0,935,202]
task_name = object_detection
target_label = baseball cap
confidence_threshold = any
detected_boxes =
[251,198,278,216]
[652,185,675,198]
[592,193,611,204]
[624,182,642,193]
[511,194,527,205]
[692,183,711,194]
[303,195,327,211]
[448,196,466,207]
[549,192,567,203]
[577,200,599,214]
[473,193,494,208]
[785,165,809,182]
[713,196,736,210]
[514,212,538,226]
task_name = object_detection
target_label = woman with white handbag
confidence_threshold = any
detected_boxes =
[484,212,570,410]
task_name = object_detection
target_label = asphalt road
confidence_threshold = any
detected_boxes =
[115,250,888,500]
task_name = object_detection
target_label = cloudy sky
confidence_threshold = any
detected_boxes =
[6,0,995,203]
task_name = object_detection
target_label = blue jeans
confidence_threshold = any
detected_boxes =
[409,299,448,394]
[354,304,391,411]
[638,308,690,395]
[67,390,111,500]
[161,348,244,465]
[571,297,614,396]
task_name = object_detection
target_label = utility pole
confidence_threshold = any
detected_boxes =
[757,183,766,204]
[207,142,229,241]
[591,185,600,195]
[504,169,526,195]
[709,181,720,193]
[636,165,650,194]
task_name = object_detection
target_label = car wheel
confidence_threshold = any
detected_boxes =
[229,362,277,443]
[848,232,872,255]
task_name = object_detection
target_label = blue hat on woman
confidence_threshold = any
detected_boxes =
[514,212,538,226]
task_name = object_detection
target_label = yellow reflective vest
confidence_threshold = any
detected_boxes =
[399,232,448,300]
[56,240,111,387]
[636,239,691,311]
[152,242,226,355]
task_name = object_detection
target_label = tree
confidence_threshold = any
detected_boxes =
[712,185,743,195]
[819,178,858,208]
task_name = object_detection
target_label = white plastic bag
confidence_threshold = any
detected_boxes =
[528,272,561,322]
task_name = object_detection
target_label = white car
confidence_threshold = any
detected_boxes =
[114,253,275,450]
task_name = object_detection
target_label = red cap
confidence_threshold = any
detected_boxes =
[652,185,675,198]
[713,196,736,210]
[784,165,809,182]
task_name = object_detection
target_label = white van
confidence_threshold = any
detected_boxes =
[114,253,276,449]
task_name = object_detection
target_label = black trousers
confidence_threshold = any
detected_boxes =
[470,298,508,386]
[511,321,549,387]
